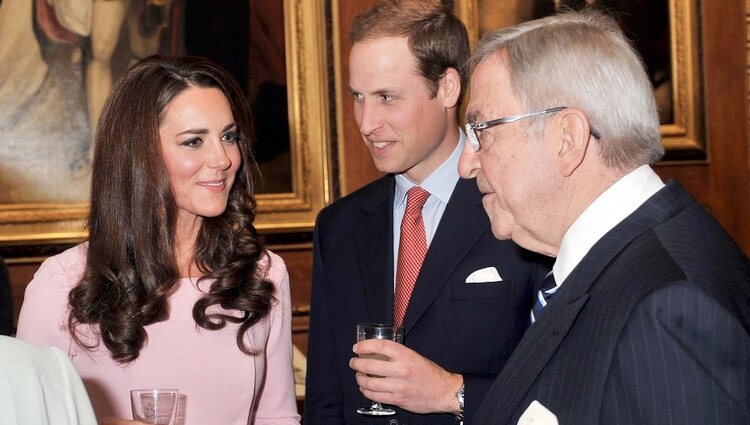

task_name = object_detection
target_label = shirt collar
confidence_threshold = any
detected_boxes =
[394,131,464,208]
[553,164,665,285]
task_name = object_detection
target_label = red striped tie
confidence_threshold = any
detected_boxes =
[394,187,431,328]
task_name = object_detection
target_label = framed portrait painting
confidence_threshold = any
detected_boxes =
[0,0,331,244]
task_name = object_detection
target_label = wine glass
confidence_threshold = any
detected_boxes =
[355,323,404,416]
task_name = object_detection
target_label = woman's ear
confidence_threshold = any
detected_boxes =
[439,67,461,109]
[556,109,593,177]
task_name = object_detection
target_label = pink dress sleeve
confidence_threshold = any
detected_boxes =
[253,253,301,424]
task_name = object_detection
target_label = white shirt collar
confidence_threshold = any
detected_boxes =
[394,131,464,206]
[553,165,665,286]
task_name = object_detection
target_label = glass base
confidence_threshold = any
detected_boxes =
[357,407,396,416]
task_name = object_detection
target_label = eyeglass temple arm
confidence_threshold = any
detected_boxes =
[471,107,568,130]
[471,107,601,139]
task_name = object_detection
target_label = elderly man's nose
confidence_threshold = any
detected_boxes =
[458,140,481,178]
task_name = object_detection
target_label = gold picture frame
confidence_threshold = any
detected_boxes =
[0,0,331,245]
[454,0,704,156]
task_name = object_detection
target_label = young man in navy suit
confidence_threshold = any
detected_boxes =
[459,10,750,424]
[303,1,547,424]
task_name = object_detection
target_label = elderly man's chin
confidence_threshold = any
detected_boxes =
[483,197,515,238]
[487,209,515,239]
[488,219,513,240]
[510,228,559,258]
[486,210,557,256]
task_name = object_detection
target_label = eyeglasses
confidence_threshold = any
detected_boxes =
[464,106,601,151]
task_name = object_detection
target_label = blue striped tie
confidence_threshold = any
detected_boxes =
[530,272,558,324]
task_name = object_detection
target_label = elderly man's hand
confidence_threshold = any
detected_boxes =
[350,339,463,414]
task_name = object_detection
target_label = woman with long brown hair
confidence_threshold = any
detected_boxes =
[17,55,300,425]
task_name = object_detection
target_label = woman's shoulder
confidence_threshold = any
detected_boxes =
[258,249,289,287]
[17,244,88,340]
[34,242,88,289]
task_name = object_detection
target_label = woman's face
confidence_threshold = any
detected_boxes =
[159,86,241,231]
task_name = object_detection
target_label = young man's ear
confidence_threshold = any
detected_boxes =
[556,109,593,177]
[439,67,461,109]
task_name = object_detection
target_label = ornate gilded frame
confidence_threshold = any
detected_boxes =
[0,0,331,245]
[454,0,704,157]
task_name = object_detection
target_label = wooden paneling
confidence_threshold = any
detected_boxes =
[652,0,750,253]
[6,259,37,332]
[701,0,750,252]
[272,245,313,355]
[335,0,384,195]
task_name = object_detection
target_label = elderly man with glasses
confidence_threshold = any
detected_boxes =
[459,9,750,425]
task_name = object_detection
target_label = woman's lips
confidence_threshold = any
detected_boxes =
[198,179,227,191]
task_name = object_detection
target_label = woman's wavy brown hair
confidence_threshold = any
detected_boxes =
[68,55,274,364]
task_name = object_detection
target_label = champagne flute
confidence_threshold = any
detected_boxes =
[355,323,404,416]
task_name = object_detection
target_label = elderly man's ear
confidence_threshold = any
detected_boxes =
[556,109,594,177]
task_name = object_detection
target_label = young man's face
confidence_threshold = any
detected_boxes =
[348,36,459,184]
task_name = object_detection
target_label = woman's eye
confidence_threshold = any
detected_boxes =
[181,137,202,148]
[222,131,240,144]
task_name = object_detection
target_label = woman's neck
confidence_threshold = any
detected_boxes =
[174,215,202,278]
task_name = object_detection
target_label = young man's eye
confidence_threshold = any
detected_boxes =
[381,94,396,102]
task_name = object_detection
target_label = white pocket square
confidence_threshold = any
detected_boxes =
[465,267,502,283]
[517,400,558,425]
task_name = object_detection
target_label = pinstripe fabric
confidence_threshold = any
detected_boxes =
[394,187,430,328]
[600,284,750,424]
[473,181,750,425]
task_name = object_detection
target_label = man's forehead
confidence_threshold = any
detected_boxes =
[467,56,514,121]
[349,38,423,84]
[350,36,416,66]
[474,51,511,81]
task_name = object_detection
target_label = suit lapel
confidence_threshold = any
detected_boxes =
[356,177,395,324]
[476,293,589,425]
[476,181,695,424]
[401,179,489,333]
